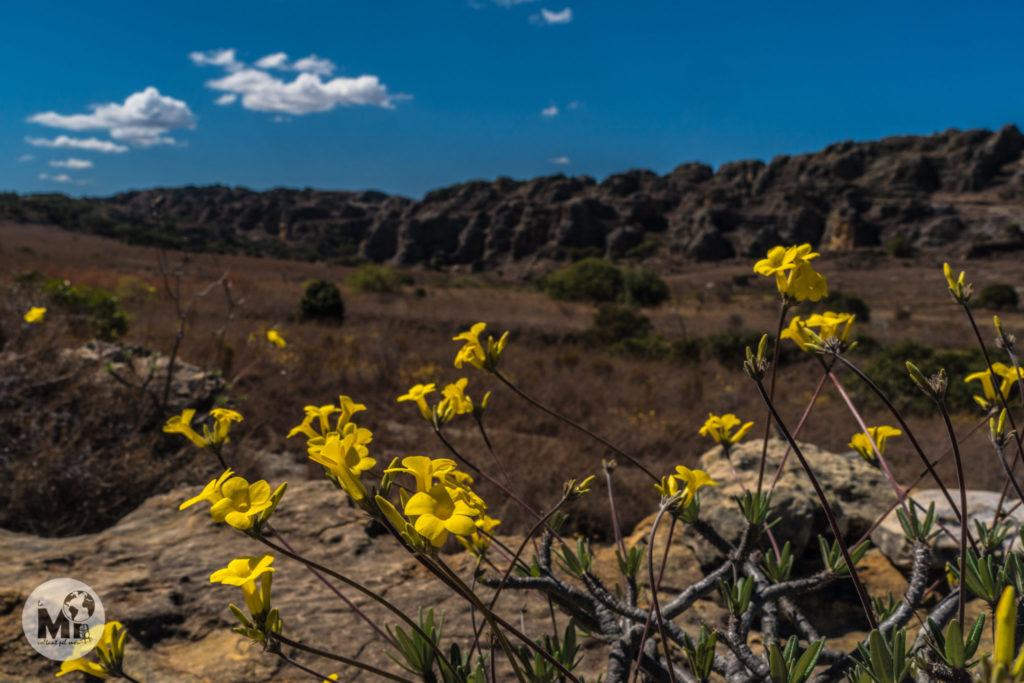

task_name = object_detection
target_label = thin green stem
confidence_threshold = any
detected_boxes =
[641,508,679,683]
[492,369,656,481]
[604,462,628,561]
[757,299,789,495]
[934,398,969,629]
[835,352,966,524]
[752,376,878,630]
[253,534,455,677]
[271,631,413,682]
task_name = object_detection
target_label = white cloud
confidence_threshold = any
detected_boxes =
[532,7,572,24]
[38,172,74,183]
[50,158,93,169]
[194,50,407,115]
[28,87,196,146]
[17,154,34,162]
[25,135,129,153]
[549,156,570,165]
[189,48,243,71]
[541,105,559,118]
[291,55,336,76]
[214,93,238,106]
[255,52,289,69]
[492,0,540,5]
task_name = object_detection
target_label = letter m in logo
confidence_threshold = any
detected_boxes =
[37,607,69,638]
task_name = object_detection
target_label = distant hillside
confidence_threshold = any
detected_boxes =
[4,124,1024,270]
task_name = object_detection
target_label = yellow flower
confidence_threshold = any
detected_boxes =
[211,555,275,617]
[698,413,754,446]
[179,468,235,510]
[385,456,459,493]
[287,395,367,444]
[780,316,815,351]
[397,383,436,420]
[209,408,243,446]
[966,363,1024,409]
[24,306,46,323]
[453,322,509,371]
[849,425,901,464]
[754,244,827,302]
[209,476,279,530]
[672,466,718,508]
[457,514,501,556]
[56,621,127,679]
[266,329,286,348]
[805,311,854,342]
[163,409,209,449]
[996,586,1018,667]
[436,378,474,422]
[943,262,972,303]
[404,483,481,547]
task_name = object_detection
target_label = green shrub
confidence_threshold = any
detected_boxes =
[974,283,1018,310]
[299,280,346,324]
[18,273,130,340]
[623,239,659,260]
[798,290,871,322]
[545,258,623,303]
[886,235,915,258]
[860,341,984,414]
[580,303,652,345]
[545,258,670,307]
[345,265,413,293]
[610,334,671,358]
[621,268,670,307]
[670,338,702,364]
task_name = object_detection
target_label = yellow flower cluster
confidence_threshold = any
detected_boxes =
[965,363,1024,410]
[753,244,828,302]
[211,554,281,642]
[452,322,509,371]
[654,465,718,508]
[848,425,901,464]
[780,312,855,352]
[163,408,244,451]
[380,456,495,550]
[266,329,286,348]
[397,378,487,424]
[288,395,375,502]
[699,413,754,447]
[179,468,287,531]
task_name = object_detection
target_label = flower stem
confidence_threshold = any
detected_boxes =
[271,631,413,682]
[933,398,969,629]
[492,369,656,481]
[756,299,789,495]
[751,376,878,630]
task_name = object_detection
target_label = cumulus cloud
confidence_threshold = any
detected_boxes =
[215,93,238,106]
[532,7,572,24]
[189,48,243,71]
[38,172,74,183]
[25,135,129,153]
[27,87,196,146]
[17,154,34,162]
[549,156,570,165]
[50,158,93,169]
[541,105,559,118]
[193,48,406,115]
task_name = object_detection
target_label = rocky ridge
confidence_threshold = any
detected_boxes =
[8,125,1024,271]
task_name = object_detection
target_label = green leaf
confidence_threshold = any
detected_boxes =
[790,638,825,683]
[768,642,787,683]
[944,619,964,668]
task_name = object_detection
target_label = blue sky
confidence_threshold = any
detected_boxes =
[3,0,1023,198]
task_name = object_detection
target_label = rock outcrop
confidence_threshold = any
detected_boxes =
[6,125,1024,270]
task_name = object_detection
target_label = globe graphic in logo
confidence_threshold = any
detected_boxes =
[61,591,96,623]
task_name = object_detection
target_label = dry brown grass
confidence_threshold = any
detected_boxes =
[2,221,1021,539]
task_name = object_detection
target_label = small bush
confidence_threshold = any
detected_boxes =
[345,265,413,293]
[299,280,345,324]
[886,235,915,258]
[860,341,984,414]
[581,303,652,345]
[622,268,670,307]
[975,283,1019,310]
[16,273,131,340]
[545,258,624,303]
[545,258,670,307]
